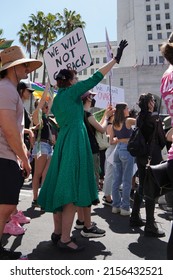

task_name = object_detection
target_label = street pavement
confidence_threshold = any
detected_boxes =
[1,178,172,260]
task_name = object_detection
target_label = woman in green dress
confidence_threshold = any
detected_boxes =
[38,39,128,251]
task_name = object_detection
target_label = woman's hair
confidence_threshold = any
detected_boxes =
[113,103,128,127]
[55,69,77,88]
[0,69,7,79]
[137,92,154,113]
[34,98,40,109]
[17,82,27,98]
[160,43,173,65]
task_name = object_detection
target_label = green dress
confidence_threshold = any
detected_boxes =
[38,71,103,212]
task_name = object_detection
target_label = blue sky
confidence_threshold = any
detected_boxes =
[1,0,117,45]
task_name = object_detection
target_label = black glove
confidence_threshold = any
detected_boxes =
[115,39,128,64]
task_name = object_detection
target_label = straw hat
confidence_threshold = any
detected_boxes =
[0,46,42,73]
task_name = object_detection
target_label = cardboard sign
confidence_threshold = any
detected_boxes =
[43,27,92,85]
[93,83,125,109]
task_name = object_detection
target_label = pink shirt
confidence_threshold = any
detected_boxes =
[0,78,24,162]
[160,65,173,160]
[160,65,173,126]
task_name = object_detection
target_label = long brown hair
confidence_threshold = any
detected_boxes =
[113,103,128,128]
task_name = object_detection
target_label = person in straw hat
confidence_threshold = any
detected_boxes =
[0,46,42,259]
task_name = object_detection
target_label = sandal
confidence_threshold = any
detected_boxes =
[58,239,85,252]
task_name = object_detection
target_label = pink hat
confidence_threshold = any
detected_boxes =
[81,90,97,100]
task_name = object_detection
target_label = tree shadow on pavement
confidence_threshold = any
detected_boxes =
[128,235,167,260]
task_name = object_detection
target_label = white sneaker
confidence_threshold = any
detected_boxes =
[112,207,121,214]
[120,208,131,216]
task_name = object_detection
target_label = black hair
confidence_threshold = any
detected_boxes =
[138,93,153,113]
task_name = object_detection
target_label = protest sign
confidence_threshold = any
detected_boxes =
[44,27,92,85]
[93,83,124,108]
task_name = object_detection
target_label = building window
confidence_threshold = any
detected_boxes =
[96,57,100,64]
[103,57,107,63]
[167,32,171,38]
[149,56,154,64]
[156,14,160,20]
[148,45,153,52]
[166,23,171,30]
[120,78,123,87]
[146,15,151,21]
[83,69,87,75]
[156,24,161,30]
[35,72,38,79]
[146,5,151,11]
[165,13,170,19]
[159,56,164,64]
[155,4,160,10]
[148,34,152,40]
[165,3,169,9]
[146,0,150,2]
[78,71,82,75]
[147,25,152,31]
[90,69,94,75]
[157,33,162,39]
[158,44,162,51]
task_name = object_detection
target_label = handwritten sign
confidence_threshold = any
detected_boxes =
[43,27,92,85]
[93,83,125,109]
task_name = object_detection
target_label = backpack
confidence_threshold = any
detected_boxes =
[127,126,148,157]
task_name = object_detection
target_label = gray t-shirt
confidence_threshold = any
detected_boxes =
[0,78,24,162]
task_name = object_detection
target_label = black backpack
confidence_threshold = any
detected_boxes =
[127,126,148,157]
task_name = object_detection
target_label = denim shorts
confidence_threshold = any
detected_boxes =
[32,141,53,157]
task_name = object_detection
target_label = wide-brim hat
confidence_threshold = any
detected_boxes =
[0,46,42,73]
[81,90,97,100]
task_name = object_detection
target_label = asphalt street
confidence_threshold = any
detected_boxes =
[1,178,172,260]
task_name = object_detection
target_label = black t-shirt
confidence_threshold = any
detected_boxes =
[84,111,99,154]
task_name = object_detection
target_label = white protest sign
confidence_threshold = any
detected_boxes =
[93,83,125,108]
[43,27,92,85]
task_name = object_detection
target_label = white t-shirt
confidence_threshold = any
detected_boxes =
[0,78,24,162]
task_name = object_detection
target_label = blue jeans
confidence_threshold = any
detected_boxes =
[112,142,134,211]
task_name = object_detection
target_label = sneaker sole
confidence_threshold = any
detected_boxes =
[81,232,106,238]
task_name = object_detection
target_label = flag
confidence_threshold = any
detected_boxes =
[105,28,113,76]
[0,40,14,50]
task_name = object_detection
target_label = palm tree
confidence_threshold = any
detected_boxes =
[18,23,33,58]
[0,28,4,38]
[40,13,61,84]
[57,8,86,35]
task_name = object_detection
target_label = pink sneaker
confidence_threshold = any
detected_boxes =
[11,211,31,224]
[3,219,25,236]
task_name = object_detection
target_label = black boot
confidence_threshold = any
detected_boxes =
[130,191,145,227]
[144,198,165,238]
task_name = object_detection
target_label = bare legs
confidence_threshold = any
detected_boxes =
[53,203,78,249]
[32,155,51,201]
